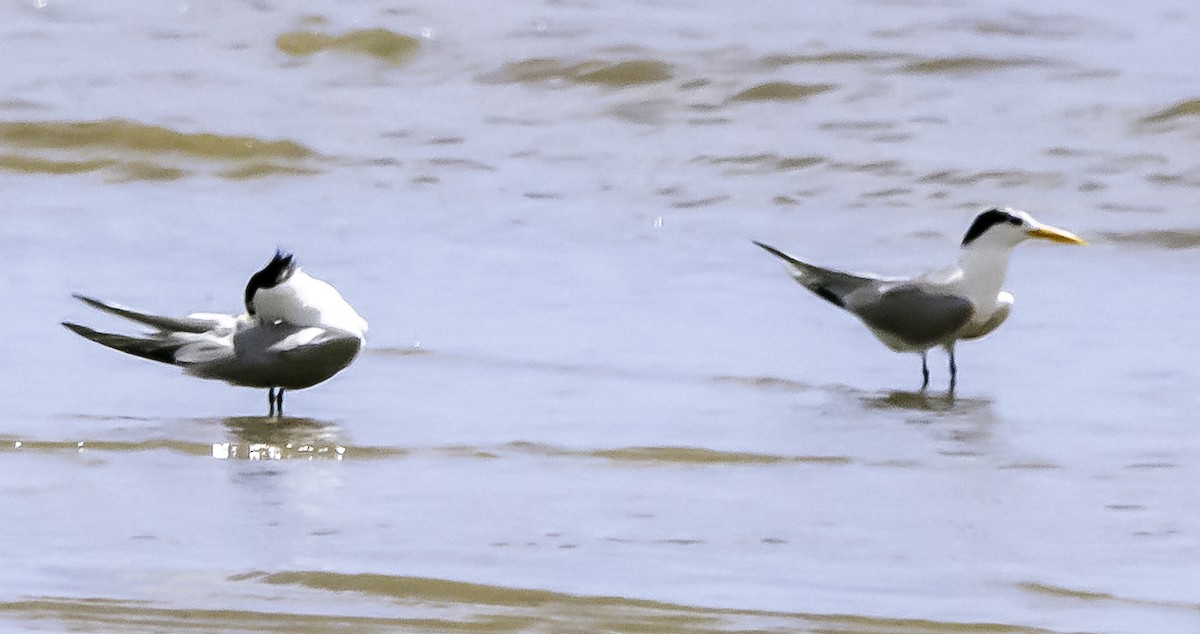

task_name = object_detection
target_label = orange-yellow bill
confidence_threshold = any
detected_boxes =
[1028,224,1086,245]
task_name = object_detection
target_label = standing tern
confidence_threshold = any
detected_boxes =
[754,207,1085,390]
[62,251,367,416]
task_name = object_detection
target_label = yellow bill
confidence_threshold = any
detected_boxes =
[1028,224,1086,245]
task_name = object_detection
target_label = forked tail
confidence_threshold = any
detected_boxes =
[752,240,878,310]
[71,294,218,334]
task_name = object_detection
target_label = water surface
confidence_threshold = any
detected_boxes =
[2,0,1200,631]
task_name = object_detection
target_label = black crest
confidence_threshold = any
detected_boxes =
[244,250,296,315]
[961,208,1022,246]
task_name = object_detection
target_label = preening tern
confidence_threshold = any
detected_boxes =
[63,251,367,416]
[754,207,1085,390]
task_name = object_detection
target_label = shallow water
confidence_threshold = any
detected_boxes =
[3,0,1200,631]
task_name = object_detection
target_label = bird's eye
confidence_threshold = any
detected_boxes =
[1007,216,1022,225]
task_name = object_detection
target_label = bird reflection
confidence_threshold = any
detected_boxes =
[863,389,964,412]
[212,416,345,460]
[859,389,999,450]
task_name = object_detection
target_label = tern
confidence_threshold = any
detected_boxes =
[62,251,367,416]
[754,207,1085,390]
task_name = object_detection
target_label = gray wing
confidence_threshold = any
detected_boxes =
[753,241,887,309]
[72,294,221,334]
[185,324,363,389]
[849,285,974,348]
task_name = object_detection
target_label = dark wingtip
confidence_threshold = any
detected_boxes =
[71,293,108,312]
[62,321,92,336]
[812,285,846,308]
[752,240,795,264]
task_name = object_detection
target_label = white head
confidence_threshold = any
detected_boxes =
[960,207,1086,251]
[245,251,368,338]
[244,250,297,316]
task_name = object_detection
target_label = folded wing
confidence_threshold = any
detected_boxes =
[849,285,974,350]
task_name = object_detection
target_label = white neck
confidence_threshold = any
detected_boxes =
[957,244,1015,311]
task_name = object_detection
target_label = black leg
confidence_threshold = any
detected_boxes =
[268,387,276,417]
[277,388,285,418]
[920,352,930,390]
[948,347,958,392]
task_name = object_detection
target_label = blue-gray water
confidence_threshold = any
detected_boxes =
[2,0,1200,631]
